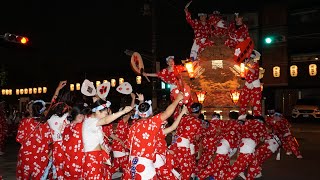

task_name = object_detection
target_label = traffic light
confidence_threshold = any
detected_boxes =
[264,35,286,45]
[264,36,273,44]
[3,33,29,44]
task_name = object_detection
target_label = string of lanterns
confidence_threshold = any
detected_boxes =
[1,87,47,96]
[273,64,318,77]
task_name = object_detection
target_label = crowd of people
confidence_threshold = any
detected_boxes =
[0,2,304,180]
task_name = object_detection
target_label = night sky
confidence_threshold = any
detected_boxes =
[1,0,319,88]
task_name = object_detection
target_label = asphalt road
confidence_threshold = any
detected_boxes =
[1,121,320,180]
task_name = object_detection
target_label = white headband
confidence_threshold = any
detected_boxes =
[166,56,174,62]
[198,13,207,17]
[138,100,153,118]
[92,101,111,112]
[33,100,46,114]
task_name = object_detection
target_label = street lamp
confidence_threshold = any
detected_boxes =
[196,91,207,104]
[230,90,241,105]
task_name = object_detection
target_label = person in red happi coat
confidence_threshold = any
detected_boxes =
[16,100,52,179]
[169,103,202,179]
[225,13,250,48]
[62,103,86,179]
[154,105,188,180]
[184,2,213,61]
[198,111,242,180]
[238,50,262,120]
[224,115,270,180]
[123,93,184,180]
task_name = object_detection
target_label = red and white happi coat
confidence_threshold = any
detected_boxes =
[225,23,250,48]
[157,65,185,88]
[186,11,212,40]
[61,122,84,179]
[208,14,228,37]
[16,118,52,180]
[125,114,163,180]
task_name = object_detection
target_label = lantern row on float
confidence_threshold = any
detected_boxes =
[1,87,47,96]
[274,64,318,78]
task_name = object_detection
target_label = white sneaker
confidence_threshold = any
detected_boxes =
[255,172,262,178]
[238,172,246,180]
[286,152,292,155]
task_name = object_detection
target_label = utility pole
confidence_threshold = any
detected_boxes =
[151,0,158,110]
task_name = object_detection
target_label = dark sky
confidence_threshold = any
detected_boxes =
[1,0,319,88]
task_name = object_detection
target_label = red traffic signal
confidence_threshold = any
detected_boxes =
[3,33,29,45]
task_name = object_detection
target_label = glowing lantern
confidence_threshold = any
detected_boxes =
[24,88,28,94]
[119,78,124,85]
[196,91,207,104]
[38,87,42,94]
[5,89,9,95]
[240,63,246,78]
[136,76,142,84]
[70,84,75,91]
[96,81,101,87]
[111,79,116,87]
[1,89,5,95]
[8,89,12,95]
[33,88,37,94]
[309,64,317,76]
[29,88,33,94]
[230,90,241,105]
[184,61,195,78]
[16,89,20,95]
[20,89,24,95]
[43,87,47,93]
[290,65,298,77]
[76,83,80,90]
[273,66,280,77]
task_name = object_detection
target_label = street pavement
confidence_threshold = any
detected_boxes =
[1,121,320,180]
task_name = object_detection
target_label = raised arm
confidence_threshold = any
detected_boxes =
[185,8,195,27]
[160,92,184,121]
[51,81,67,103]
[97,106,133,126]
[163,105,188,135]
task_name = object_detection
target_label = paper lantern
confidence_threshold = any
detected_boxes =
[1,89,5,95]
[70,84,75,91]
[20,89,24,95]
[96,81,101,87]
[24,88,28,94]
[229,90,241,105]
[196,91,207,104]
[8,89,12,95]
[119,78,124,85]
[184,61,194,78]
[273,66,280,77]
[43,87,47,93]
[16,89,20,95]
[111,79,116,87]
[136,76,142,84]
[5,89,9,95]
[76,83,80,91]
[33,88,37,94]
[29,88,33,94]
[240,63,246,78]
[290,65,298,77]
[309,64,317,76]
[38,87,42,94]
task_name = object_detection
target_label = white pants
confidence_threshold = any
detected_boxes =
[190,40,200,60]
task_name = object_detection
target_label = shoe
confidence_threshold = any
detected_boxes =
[255,173,262,178]
[297,155,303,159]
[238,172,246,180]
[286,152,292,155]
